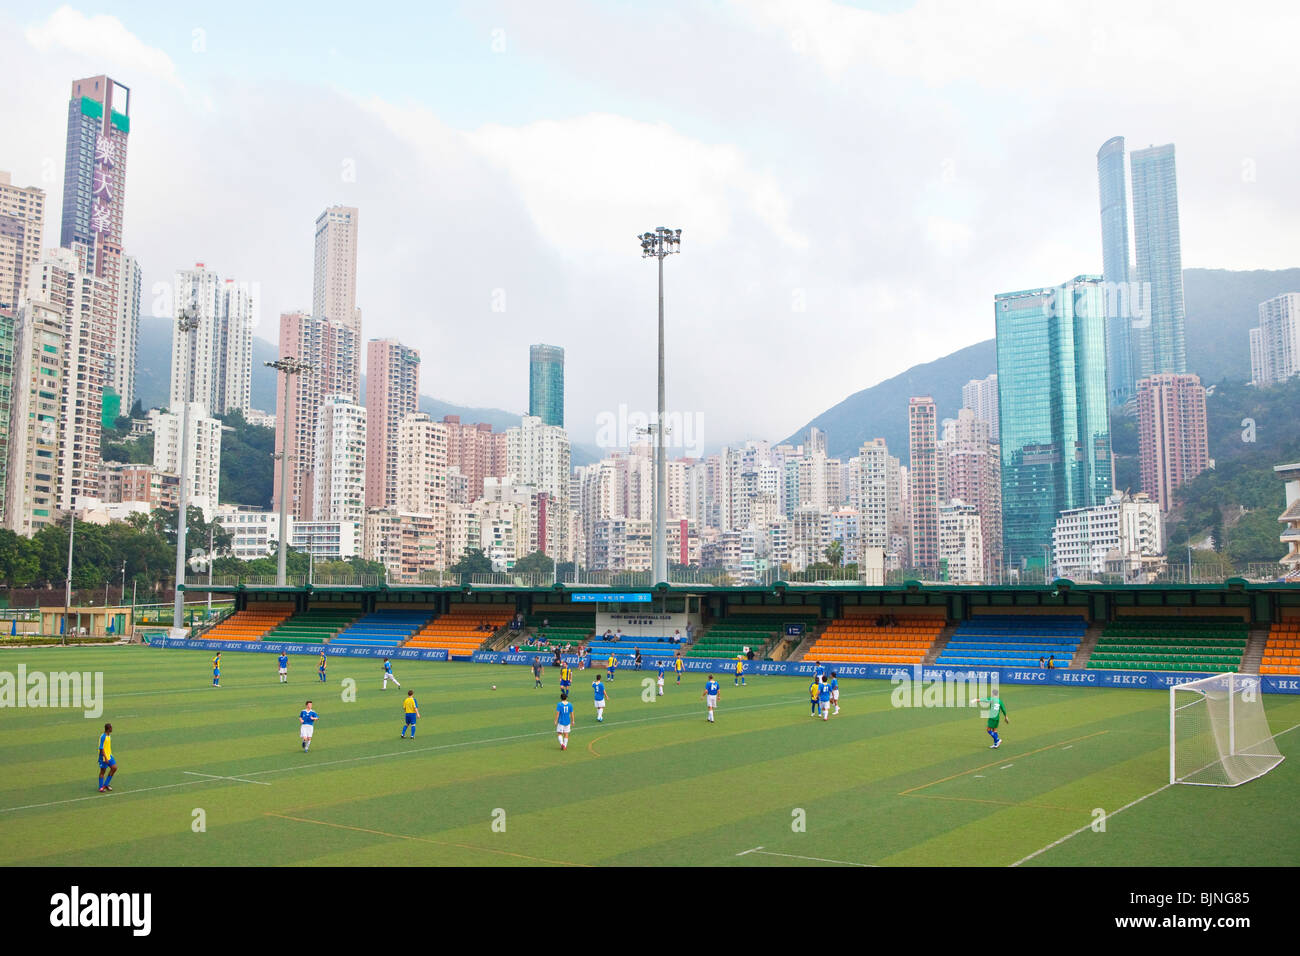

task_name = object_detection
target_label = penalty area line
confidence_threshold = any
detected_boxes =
[183,771,271,786]
[1010,720,1300,867]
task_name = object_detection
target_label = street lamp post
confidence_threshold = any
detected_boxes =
[266,358,314,587]
[639,226,681,586]
[207,523,215,615]
[63,503,76,644]
[173,306,200,632]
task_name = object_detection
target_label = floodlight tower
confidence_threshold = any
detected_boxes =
[266,357,315,586]
[639,226,681,586]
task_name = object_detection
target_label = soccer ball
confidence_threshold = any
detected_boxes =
[491,684,497,691]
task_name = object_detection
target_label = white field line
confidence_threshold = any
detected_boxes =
[1010,720,1300,867]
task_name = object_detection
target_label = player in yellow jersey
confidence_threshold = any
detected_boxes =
[674,652,685,685]
[97,723,117,792]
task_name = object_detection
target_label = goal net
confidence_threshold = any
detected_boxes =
[1170,673,1284,786]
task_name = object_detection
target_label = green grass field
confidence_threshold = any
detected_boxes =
[3,646,1299,867]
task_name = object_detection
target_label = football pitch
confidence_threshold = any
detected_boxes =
[3,647,1299,867]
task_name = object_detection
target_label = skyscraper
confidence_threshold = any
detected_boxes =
[114,254,141,411]
[4,300,65,535]
[1250,293,1300,387]
[961,373,999,436]
[313,394,367,526]
[313,206,361,399]
[0,171,45,314]
[364,339,420,511]
[506,414,571,558]
[170,265,254,416]
[995,276,1113,569]
[1137,373,1210,512]
[1097,136,1135,406]
[529,343,564,427]
[1130,143,1187,380]
[908,397,939,571]
[59,76,131,411]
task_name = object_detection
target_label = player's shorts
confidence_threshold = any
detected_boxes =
[98,757,116,770]
[300,724,315,739]
[213,670,220,677]
[986,718,1000,730]
[405,713,417,725]
[831,689,839,701]
[820,700,830,710]
[278,667,287,675]
[595,701,605,710]
[557,723,571,735]
[706,694,717,708]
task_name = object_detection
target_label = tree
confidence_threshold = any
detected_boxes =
[824,540,844,568]
[217,410,275,508]
[449,548,493,575]
[512,550,555,574]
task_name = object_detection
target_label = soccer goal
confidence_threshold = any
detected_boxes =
[1170,673,1284,787]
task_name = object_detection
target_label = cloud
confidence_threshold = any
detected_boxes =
[24,6,182,88]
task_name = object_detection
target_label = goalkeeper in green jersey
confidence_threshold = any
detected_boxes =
[974,693,1009,748]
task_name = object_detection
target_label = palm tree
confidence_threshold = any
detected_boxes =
[825,540,844,568]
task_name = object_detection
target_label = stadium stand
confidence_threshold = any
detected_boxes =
[1255,617,1298,675]
[687,608,818,658]
[935,613,1086,668]
[330,608,437,648]
[525,606,596,646]
[203,603,295,641]
[263,606,361,645]
[1088,615,1248,672]
[802,611,944,664]
[405,605,512,657]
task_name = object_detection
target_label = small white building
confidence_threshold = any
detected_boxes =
[1053,492,1164,579]
[939,500,984,584]
[151,402,222,521]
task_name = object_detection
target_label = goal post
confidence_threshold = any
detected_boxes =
[1170,673,1284,787]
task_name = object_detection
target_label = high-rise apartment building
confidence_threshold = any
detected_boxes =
[941,407,1002,580]
[364,339,420,510]
[273,310,360,520]
[170,265,254,416]
[961,373,999,436]
[0,171,45,315]
[1097,136,1135,406]
[151,401,222,520]
[1250,293,1300,388]
[1137,373,1210,512]
[995,276,1113,568]
[908,397,939,570]
[312,206,361,398]
[0,311,12,525]
[939,501,984,584]
[506,414,571,558]
[1053,492,1163,579]
[4,301,64,534]
[1130,143,1187,380]
[29,248,112,512]
[396,413,449,570]
[442,415,507,503]
[60,76,132,412]
[314,394,367,527]
[528,343,565,428]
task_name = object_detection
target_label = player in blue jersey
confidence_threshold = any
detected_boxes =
[830,671,840,716]
[97,723,117,792]
[702,675,720,723]
[818,676,832,721]
[592,674,609,722]
[299,701,320,751]
[814,661,825,683]
[383,658,401,690]
[211,653,221,687]
[656,662,666,697]
[555,691,574,751]
[318,652,327,683]
[278,653,289,683]
[400,690,420,738]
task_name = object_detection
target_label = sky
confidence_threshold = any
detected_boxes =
[2,0,1298,450]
